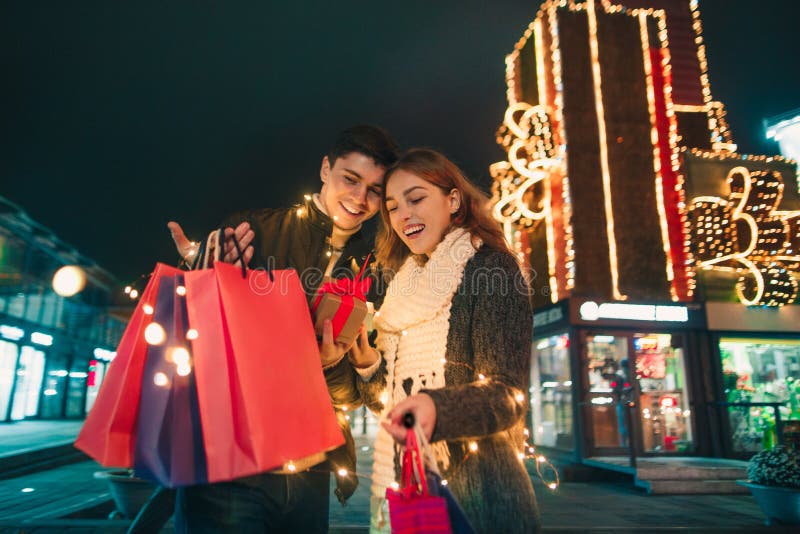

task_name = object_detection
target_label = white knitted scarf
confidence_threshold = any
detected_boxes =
[371,228,478,498]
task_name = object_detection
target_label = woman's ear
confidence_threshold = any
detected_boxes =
[449,189,462,214]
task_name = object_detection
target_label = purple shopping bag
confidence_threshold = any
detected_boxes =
[133,273,208,487]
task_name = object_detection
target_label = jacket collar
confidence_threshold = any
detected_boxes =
[305,195,334,233]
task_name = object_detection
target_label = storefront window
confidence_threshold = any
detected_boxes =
[65,357,89,418]
[9,346,45,420]
[633,334,693,453]
[39,351,70,419]
[720,338,800,453]
[0,340,19,421]
[6,294,26,319]
[84,359,107,413]
[531,333,573,449]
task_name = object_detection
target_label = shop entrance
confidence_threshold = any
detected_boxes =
[8,346,46,421]
[582,331,694,457]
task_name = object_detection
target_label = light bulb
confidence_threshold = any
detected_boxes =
[144,323,166,345]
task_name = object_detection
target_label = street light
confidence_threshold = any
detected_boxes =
[52,265,86,297]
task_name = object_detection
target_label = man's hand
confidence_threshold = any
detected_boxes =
[168,221,199,261]
[320,319,357,368]
[222,222,255,267]
[348,326,380,369]
[382,393,437,443]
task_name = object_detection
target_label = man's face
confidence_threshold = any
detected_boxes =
[319,152,386,231]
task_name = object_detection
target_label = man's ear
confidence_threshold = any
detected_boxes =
[320,156,331,184]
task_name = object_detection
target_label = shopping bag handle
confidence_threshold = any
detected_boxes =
[188,230,220,271]
[217,227,248,279]
[189,237,208,271]
[187,228,250,280]
[402,411,444,477]
[399,414,432,496]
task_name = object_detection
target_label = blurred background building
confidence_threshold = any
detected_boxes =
[0,195,127,422]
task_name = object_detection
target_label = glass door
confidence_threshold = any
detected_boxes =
[582,331,694,456]
[583,333,631,455]
[632,333,694,453]
[9,346,46,420]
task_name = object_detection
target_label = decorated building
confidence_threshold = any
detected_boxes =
[491,0,800,466]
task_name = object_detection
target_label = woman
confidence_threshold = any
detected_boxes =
[351,148,541,533]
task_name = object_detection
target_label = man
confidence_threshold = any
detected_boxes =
[168,125,398,532]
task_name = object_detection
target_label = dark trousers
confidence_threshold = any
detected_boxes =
[128,486,175,533]
[175,467,330,533]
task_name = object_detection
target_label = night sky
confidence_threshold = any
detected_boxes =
[2,1,799,283]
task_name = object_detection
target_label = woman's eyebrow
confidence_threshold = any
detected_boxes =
[386,186,425,202]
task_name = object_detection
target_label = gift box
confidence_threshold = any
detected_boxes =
[313,290,369,346]
[311,256,372,346]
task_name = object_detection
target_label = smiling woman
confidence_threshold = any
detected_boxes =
[355,148,540,533]
[384,169,458,257]
[376,149,509,273]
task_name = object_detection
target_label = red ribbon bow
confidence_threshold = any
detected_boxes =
[311,255,373,340]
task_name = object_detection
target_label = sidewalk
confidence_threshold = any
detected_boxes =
[0,420,793,532]
[0,421,83,458]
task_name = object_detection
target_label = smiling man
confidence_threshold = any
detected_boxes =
[168,125,398,533]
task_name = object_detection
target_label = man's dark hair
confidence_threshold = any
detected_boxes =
[328,125,399,169]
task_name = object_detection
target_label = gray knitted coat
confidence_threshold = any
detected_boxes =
[360,246,541,534]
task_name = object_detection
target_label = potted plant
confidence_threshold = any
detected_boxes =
[94,469,157,519]
[738,446,800,525]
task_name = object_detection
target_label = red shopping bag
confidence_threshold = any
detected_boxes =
[75,262,182,467]
[184,261,345,482]
[386,429,453,534]
[77,254,344,486]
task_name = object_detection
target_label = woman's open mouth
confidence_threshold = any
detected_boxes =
[403,224,425,238]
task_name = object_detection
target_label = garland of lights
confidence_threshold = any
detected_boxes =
[136,275,561,492]
[493,0,710,303]
[548,2,576,294]
[688,164,800,306]
[336,360,561,492]
[490,102,562,303]
[127,197,562,501]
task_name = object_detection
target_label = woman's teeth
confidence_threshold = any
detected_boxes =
[404,224,425,236]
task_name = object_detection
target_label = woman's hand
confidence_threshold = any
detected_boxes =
[382,393,436,443]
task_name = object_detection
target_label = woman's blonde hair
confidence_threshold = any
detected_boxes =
[375,148,509,273]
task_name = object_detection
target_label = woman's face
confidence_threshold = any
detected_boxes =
[384,169,459,257]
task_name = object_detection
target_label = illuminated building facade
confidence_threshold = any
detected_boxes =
[0,196,126,422]
[492,0,800,466]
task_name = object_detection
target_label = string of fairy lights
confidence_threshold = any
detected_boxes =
[131,263,561,491]
[688,162,800,306]
[489,0,799,307]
